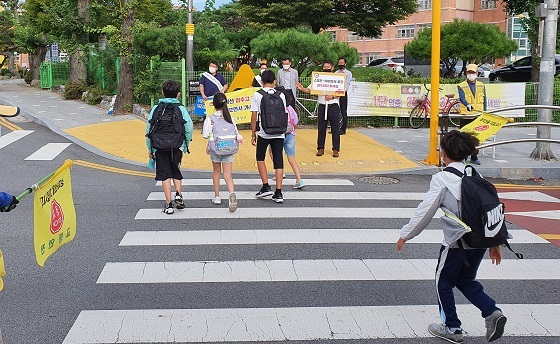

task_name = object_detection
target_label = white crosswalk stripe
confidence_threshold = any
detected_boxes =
[0,130,34,149]
[24,142,72,160]
[63,179,560,343]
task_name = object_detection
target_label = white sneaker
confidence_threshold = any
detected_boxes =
[212,197,222,205]
[228,193,237,212]
[162,202,174,214]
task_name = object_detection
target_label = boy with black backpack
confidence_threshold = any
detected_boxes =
[146,80,193,214]
[396,130,509,343]
[250,70,288,203]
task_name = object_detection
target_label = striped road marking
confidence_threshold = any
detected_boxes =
[499,191,560,203]
[63,304,560,343]
[119,229,547,246]
[147,191,426,201]
[156,178,354,186]
[507,210,560,220]
[135,207,444,220]
[0,130,33,149]
[96,259,560,284]
[24,143,72,161]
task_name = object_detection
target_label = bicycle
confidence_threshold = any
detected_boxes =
[409,84,461,129]
[295,97,319,119]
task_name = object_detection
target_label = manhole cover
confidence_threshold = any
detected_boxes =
[358,176,400,184]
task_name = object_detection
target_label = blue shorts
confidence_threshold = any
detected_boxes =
[210,152,234,163]
[283,134,296,156]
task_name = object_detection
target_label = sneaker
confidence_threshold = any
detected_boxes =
[485,310,507,342]
[333,149,339,158]
[293,180,306,189]
[428,323,464,343]
[212,197,222,205]
[272,192,284,203]
[272,173,286,181]
[340,130,346,135]
[174,192,185,209]
[256,185,273,198]
[470,159,481,165]
[162,202,174,215]
[228,193,237,212]
[316,149,324,156]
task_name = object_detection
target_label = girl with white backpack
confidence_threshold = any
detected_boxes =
[202,93,241,212]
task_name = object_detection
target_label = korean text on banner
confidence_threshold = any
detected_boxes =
[34,160,76,267]
[460,113,509,142]
[310,72,346,96]
[0,249,6,291]
[205,87,259,124]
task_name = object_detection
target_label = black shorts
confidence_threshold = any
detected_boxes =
[256,136,284,169]
[155,149,183,181]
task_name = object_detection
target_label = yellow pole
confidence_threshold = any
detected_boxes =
[424,0,442,165]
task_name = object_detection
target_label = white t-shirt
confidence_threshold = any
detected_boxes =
[250,87,287,139]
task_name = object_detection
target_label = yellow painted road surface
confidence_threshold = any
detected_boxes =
[65,119,418,173]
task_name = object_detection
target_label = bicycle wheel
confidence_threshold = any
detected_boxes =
[409,104,427,128]
[447,100,461,127]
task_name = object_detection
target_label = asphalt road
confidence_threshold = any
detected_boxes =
[1,119,559,344]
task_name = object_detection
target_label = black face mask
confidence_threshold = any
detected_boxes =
[322,69,331,73]
[338,65,345,69]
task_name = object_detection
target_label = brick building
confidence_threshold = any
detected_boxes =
[327,0,529,66]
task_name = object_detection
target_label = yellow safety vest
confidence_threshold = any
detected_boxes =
[459,80,485,114]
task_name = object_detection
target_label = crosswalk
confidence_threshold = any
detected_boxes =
[0,129,71,160]
[63,177,560,343]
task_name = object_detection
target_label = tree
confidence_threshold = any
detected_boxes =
[111,0,135,114]
[0,9,19,77]
[503,0,540,81]
[251,28,359,76]
[405,20,518,77]
[238,0,418,37]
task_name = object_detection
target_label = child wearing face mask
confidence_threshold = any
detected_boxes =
[457,64,486,165]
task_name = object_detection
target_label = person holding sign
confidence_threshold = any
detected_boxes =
[0,192,18,212]
[296,60,342,158]
[458,64,487,165]
[199,61,228,101]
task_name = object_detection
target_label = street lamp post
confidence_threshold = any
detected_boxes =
[185,0,194,72]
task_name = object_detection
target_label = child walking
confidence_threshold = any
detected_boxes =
[202,92,239,212]
[146,80,193,214]
[396,130,506,343]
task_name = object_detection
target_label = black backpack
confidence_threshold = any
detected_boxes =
[146,103,186,150]
[258,89,288,135]
[445,166,523,258]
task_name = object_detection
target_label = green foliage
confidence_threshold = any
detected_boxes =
[405,19,518,77]
[63,80,88,99]
[250,28,358,76]
[350,67,464,85]
[133,22,185,61]
[0,10,16,53]
[238,0,417,37]
[84,85,105,105]
[193,22,237,69]
[134,55,161,104]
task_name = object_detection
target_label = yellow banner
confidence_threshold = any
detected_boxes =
[205,87,259,124]
[459,113,509,142]
[34,160,77,267]
[0,249,5,291]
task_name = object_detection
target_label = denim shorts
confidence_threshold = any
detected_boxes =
[210,152,235,163]
[283,134,296,156]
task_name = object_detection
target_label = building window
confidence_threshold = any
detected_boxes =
[396,25,415,38]
[366,53,382,64]
[348,31,361,41]
[417,23,432,33]
[395,51,404,58]
[418,0,432,10]
[481,0,497,9]
[324,31,336,43]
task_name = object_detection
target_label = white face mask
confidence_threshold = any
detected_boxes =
[209,67,217,73]
[282,64,290,70]
[467,74,477,81]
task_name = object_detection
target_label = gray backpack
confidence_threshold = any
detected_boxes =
[208,115,239,155]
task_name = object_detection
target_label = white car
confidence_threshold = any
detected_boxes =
[367,57,405,73]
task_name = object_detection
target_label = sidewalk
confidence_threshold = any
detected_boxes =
[1,79,558,179]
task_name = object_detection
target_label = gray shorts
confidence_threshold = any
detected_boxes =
[210,152,235,163]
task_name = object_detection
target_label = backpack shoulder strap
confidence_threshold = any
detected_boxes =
[258,89,267,97]
[443,166,463,178]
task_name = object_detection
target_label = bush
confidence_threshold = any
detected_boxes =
[0,68,13,77]
[84,86,104,105]
[23,69,33,84]
[63,80,88,100]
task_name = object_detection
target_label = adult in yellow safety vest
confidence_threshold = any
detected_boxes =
[457,64,486,165]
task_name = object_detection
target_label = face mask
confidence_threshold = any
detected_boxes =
[282,64,290,70]
[209,67,217,73]
[323,69,331,73]
[467,74,477,81]
[338,65,345,69]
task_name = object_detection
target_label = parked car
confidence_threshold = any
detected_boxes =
[489,55,560,82]
[440,61,464,78]
[477,65,491,78]
[368,57,405,73]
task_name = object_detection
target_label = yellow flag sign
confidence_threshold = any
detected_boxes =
[0,249,6,291]
[205,87,260,124]
[459,113,509,143]
[34,160,77,267]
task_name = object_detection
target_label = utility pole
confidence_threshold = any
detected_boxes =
[185,0,194,72]
[531,0,558,160]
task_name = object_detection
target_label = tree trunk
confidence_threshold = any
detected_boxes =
[7,54,20,78]
[70,0,90,82]
[114,1,135,115]
[30,46,48,80]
